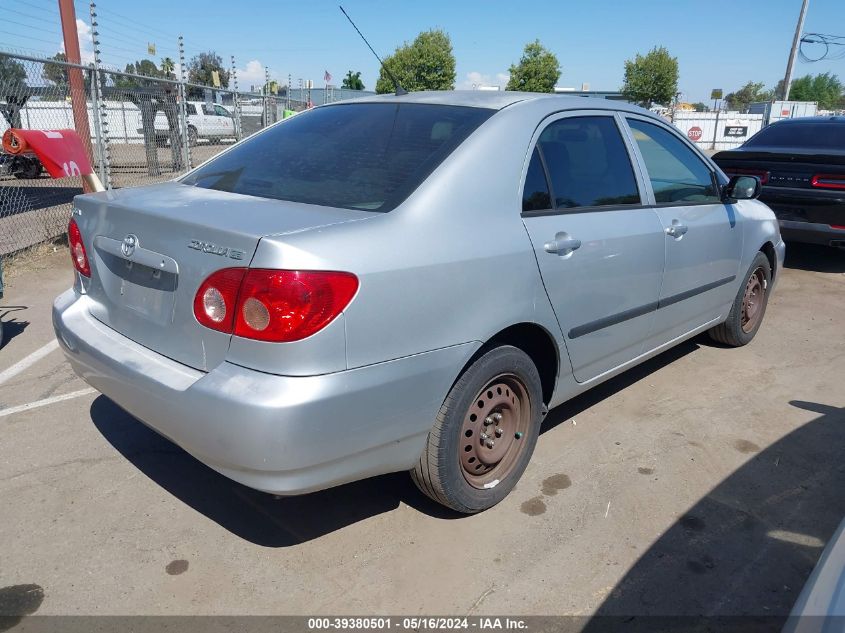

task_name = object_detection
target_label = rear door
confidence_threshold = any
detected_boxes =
[214,105,235,138]
[623,116,743,345]
[521,111,666,383]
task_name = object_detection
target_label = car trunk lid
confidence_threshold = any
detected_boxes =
[75,181,371,371]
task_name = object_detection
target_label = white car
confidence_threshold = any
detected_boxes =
[140,101,236,146]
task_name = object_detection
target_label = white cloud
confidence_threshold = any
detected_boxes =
[58,19,95,64]
[459,71,509,91]
[236,59,266,90]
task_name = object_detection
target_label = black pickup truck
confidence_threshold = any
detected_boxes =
[713,116,845,247]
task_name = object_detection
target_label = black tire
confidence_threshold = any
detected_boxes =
[13,157,41,180]
[709,251,771,347]
[187,127,198,147]
[411,345,543,514]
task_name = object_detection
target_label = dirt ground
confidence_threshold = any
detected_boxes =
[0,243,843,623]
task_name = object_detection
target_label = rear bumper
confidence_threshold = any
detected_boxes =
[778,220,845,247]
[53,289,475,495]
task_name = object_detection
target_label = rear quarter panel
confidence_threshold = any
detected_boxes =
[247,100,566,373]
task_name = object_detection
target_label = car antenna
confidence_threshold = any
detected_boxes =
[339,5,407,96]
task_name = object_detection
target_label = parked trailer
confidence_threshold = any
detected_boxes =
[671,111,764,151]
[748,100,818,125]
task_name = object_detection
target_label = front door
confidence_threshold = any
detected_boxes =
[623,116,743,345]
[521,112,666,383]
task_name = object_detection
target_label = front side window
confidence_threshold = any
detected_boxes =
[627,118,720,204]
[202,104,217,115]
[537,116,640,210]
[182,103,493,211]
[214,105,231,117]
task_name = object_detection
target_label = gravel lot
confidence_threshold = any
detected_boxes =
[0,243,843,623]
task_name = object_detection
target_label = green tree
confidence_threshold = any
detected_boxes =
[375,29,456,94]
[187,51,229,88]
[692,102,708,112]
[160,57,176,79]
[621,46,679,107]
[0,56,27,87]
[789,73,844,110]
[724,81,773,112]
[506,40,560,93]
[42,52,69,87]
[342,70,364,91]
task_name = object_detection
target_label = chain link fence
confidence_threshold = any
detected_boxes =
[0,51,355,258]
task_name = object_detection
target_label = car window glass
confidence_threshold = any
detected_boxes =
[202,104,216,115]
[744,121,845,150]
[538,116,640,210]
[627,118,720,204]
[522,148,551,212]
[182,103,494,212]
[214,105,230,117]
[185,103,197,115]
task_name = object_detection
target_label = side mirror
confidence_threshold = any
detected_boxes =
[723,175,761,201]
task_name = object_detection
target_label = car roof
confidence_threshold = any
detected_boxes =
[770,115,845,125]
[340,90,648,114]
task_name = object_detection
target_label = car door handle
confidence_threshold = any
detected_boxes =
[544,235,582,255]
[665,223,688,238]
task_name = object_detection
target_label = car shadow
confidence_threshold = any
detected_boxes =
[542,340,700,435]
[784,242,845,273]
[89,396,462,547]
[582,400,845,628]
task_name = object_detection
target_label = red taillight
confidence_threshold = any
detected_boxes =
[193,268,358,342]
[811,174,845,190]
[723,167,769,185]
[193,268,247,332]
[67,218,91,277]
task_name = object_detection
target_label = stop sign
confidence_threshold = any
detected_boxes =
[688,126,703,142]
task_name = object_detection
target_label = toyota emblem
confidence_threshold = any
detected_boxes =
[121,234,138,258]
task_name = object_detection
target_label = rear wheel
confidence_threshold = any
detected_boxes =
[708,251,771,347]
[411,346,542,514]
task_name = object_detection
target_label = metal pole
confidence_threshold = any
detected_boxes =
[89,1,112,189]
[178,35,192,168]
[287,73,291,111]
[230,55,241,140]
[711,109,720,151]
[58,0,95,191]
[783,0,810,101]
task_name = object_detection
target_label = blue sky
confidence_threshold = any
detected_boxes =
[3,0,844,102]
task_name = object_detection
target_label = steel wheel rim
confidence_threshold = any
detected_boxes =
[741,266,766,333]
[459,374,531,489]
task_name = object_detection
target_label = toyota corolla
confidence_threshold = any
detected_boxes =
[53,91,784,513]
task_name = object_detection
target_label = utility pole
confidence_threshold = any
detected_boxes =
[57,0,95,191]
[782,0,810,101]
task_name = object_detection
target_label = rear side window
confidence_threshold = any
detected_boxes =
[522,148,552,212]
[182,103,494,212]
[745,121,845,150]
[627,118,720,204]
[185,103,197,115]
[537,116,640,210]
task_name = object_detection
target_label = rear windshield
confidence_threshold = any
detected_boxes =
[745,120,845,150]
[181,102,494,211]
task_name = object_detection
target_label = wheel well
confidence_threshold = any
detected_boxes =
[480,323,559,405]
[760,241,776,278]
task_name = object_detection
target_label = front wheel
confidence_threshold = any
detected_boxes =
[411,345,543,514]
[708,251,772,347]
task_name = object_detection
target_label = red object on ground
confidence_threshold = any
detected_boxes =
[2,128,94,179]
[687,126,703,142]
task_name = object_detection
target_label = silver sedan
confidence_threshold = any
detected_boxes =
[53,91,784,513]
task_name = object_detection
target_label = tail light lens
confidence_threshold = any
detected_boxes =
[193,268,358,342]
[723,167,769,185]
[811,174,845,190]
[67,218,91,277]
[193,268,247,332]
